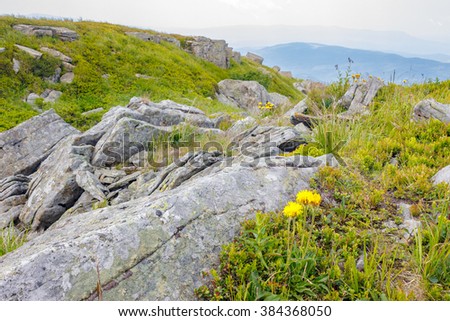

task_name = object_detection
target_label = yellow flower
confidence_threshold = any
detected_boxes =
[296,190,322,206]
[283,202,304,218]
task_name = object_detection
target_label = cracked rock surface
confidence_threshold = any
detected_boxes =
[0,155,327,300]
[0,109,80,179]
[0,96,330,300]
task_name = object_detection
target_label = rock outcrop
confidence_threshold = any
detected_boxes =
[0,110,79,179]
[41,89,63,103]
[13,24,79,41]
[10,97,222,229]
[0,150,332,300]
[184,37,232,69]
[18,138,90,231]
[0,93,333,300]
[60,72,75,84]
[412,99,450,124]
[89,98,221,167]
[246,52,264,64]
[39,47,73,63]
[12,58,20,73]
[81,108,104,117]
[14,44,42,59]
[280,71,293,78]
[338,77,385,117]
[227,116,257,135]
[91,117,171,167]
[231,125,306,159]
[63,62,75,71]
[217,79,290,111]
[432,165,450,186]
[232,51,241,64]
[0,175,30,229]
[26,90,63,107]
[269,92,291,107]
[294,80,326,95]
[284,98,308,119]
[127,98,215,128]
[125,32,180,47]
[26,93,40,105]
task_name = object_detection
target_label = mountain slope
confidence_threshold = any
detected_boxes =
[0,17,301,131]
[254,42,450,83]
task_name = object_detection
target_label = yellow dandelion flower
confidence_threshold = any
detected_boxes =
[283,202,304,218]
[296,190,322,206]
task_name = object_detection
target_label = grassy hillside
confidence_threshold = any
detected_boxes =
[0,16,302,131]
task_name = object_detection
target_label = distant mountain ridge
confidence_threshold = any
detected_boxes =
[253,42,450,83]
[168,25,450,63]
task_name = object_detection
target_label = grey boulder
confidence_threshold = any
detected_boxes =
[284,98,308,118]
[269,92,291,107]
[338,77,385,117]
[246,52,264,64]
[231,125,306,160]
[232,51,241,64]
[74,106,149,146]
[184,36,232,69]
[60,72,75,84]
[40,47,73,63]
[227,116,257,135]
[26,93,40,106]
[75,169,109,202]
[19,139,92,231]
[91,117,171,167]
[294,80,326,95]
[62,62,75,71]
[13,58,20,74]
[14,44,42,59]
[81,108,104,117]
[432,165,450,186]
[42,90,63,103]
[412,99,450,124]
[130,99,215,128]
[13,24,79,41]
[279,71,293,78]
[0,175,30,203]
[217,79,289,111]
[125,32,180,47]
[0,175,30,229]
[0,109,79,179]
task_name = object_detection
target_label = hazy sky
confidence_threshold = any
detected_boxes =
[1,0,449,41]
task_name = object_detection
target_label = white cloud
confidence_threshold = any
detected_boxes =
[430,18,443,27]
[217,0,286,11]
[0,0,449,41]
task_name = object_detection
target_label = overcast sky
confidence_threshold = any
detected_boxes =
[1,0,449,41]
